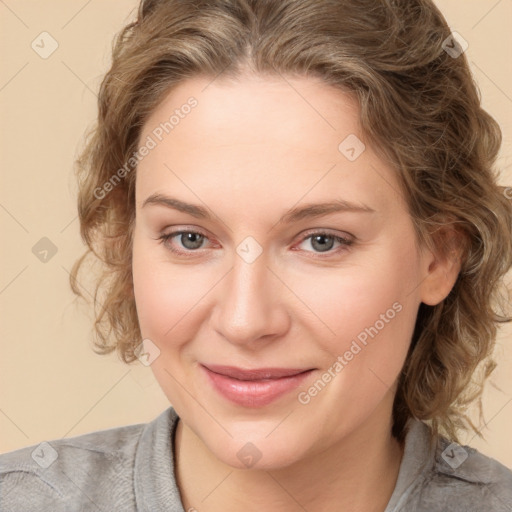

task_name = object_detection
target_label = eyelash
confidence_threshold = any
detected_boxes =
[157,228,354,258]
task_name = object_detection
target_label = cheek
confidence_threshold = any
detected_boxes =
[290,248,421,429]
[131,235,208,341]
[289,239,421,365]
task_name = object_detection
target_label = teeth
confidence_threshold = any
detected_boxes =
[228,374,273,381]
[229,372,303,381]
[204,364,311,381]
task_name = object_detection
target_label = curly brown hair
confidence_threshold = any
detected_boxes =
[70,0,512,443]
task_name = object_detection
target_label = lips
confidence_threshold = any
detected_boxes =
[200,364,314,407]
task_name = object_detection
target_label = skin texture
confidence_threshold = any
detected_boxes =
[131,72,461,511]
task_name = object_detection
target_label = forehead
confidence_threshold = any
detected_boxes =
[135,74,406,218]
[141,73,360,156]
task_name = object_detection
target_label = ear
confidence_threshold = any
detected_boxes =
[418,224,467,306]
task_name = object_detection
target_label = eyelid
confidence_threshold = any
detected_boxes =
[159,225,211,241]
[295,227,355,244]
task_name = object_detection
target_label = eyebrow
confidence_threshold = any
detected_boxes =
[141,193,375,224]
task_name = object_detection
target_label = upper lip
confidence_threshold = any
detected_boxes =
[202,364,313,381]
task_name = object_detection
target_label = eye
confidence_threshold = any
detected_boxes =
[158,229,209,255]
[157,228,354,258]
[295,231,354,255]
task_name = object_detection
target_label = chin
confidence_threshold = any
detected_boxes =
[202,425,311,471]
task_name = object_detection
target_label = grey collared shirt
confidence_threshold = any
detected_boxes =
[1,406,511,511]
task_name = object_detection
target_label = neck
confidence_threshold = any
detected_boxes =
[174,407,404,512]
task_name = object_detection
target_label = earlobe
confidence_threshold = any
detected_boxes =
[419,227,466,306]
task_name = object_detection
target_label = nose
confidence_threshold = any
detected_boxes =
[210,249,290,349]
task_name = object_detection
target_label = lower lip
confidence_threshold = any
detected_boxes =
[201,366,313,407]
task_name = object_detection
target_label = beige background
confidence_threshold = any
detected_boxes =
[1,0,511,467]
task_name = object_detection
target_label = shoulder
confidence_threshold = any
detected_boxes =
[0,420,146,511]
[403,423,512,512]
[430,437,512,510]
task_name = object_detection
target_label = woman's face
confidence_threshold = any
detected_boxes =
[132,73,437,469]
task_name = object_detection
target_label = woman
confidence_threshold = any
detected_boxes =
[1,0,511,510]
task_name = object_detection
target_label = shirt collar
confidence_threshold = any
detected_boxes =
[134,406,184,512]
[384,418,436,512]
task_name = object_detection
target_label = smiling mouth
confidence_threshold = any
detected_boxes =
[200,364,315,407]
